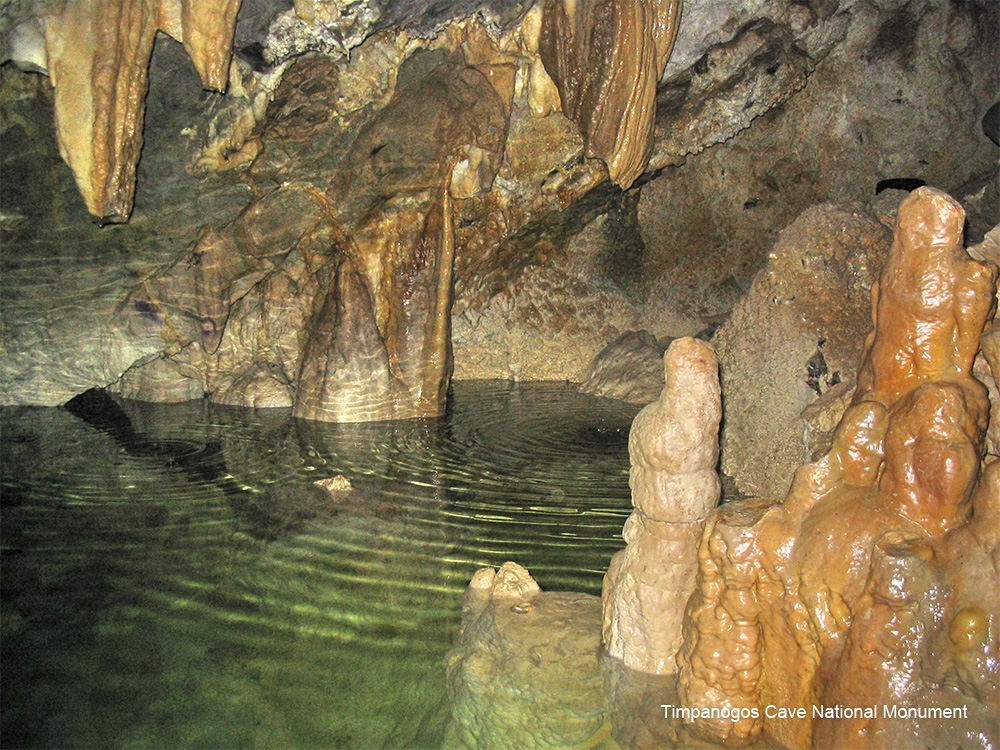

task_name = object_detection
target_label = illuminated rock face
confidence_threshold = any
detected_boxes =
[538,0,681,189]
[676,188,1000,749]
[602,337,721,674]
[40,0,242,222]
[132,51,506,421]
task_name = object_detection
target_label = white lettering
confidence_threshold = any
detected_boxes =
[766,705,806,719]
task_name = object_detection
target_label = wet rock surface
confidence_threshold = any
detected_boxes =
[677,188,1000,750]
[539,0,682,189]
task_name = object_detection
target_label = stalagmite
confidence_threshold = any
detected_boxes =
[676,188,1000,749]
[538,0,682,188]
[602,336,721,674]
[38,0,242,222]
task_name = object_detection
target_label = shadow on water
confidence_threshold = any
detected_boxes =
[1,381,639,749]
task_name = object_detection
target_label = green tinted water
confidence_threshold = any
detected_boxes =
[1,382,638,749]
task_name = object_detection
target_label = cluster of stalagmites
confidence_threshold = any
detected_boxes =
[676,188,999,749]
[451,188,999,749]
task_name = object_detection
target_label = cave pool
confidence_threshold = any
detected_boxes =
[1,381,640,749]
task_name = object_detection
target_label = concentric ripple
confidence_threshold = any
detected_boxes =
[1,382,640,749]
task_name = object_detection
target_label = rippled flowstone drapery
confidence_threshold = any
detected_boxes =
[36,0,242,222]
[538,0,681,189]
[676,188,1000,749]
[127,50,506,421]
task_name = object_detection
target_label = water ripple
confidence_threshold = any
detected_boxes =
[1,381,640,749]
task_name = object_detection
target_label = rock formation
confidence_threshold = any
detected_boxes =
[125,49,506,420]
[2,0,996,421]
[676,187,999,749]
[39,0,242,222]
[538,0,681,189]
[446,562,609,750]
[714,201,893,498]
[602,337,721,674]
[969,225,1000,458]
[579,329,671,405]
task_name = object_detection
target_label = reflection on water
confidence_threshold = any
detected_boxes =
[1,381,638,749]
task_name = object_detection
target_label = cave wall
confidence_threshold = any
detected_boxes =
[0,0,997,429]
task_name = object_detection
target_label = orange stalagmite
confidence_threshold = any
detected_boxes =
[675,188,1000,749]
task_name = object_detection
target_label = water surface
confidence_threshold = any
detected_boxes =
[1,381,639,749]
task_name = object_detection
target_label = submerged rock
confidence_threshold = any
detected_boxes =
[446,562,609,750]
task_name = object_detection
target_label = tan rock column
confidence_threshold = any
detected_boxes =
[602,336,721,674]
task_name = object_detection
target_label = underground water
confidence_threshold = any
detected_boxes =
[1,381,639,749]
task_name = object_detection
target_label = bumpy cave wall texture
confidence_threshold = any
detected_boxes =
[1,0,999,745]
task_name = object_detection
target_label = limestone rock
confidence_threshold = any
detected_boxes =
[579,330,670,405]
[677,187,1000,749]
[602,337,721,675]
[114,354,205,403]
[962,222,1000,459]
[452,213,643,382]
[653,17,815,166]
[538,0,681,188]
[446,562,608,750]
[714,202,891,499]
[641,0,998,333]
[800,378,856,460]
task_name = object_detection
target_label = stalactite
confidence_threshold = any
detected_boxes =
[538,0,681,189]
[38,0,242,223]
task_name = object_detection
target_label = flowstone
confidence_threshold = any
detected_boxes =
[677,188,999,749]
